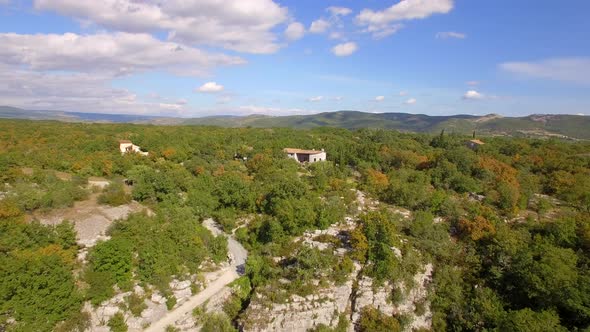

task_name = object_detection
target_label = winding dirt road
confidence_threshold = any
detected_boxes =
[144,219,247,331]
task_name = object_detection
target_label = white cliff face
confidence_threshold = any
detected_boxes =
[239,191,434,332]
[242,278,357,332]
[241,261,433,332]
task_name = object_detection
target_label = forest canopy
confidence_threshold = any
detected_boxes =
[0,119,589,331]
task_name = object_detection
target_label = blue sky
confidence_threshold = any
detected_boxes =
[0,0,589,117]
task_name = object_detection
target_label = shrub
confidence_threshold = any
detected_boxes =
[166,296,177,310]
[98,183,131,206]
[107,312,128,332]
[126,293,147,317]
[358,306,401,332]
[201,312,236,332]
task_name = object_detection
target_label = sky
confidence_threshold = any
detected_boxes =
[0,0,589,117]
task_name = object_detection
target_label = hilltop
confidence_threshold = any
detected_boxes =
[1,106,588,139]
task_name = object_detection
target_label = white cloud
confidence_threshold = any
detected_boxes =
[356,0,453,39]
[309,19,330,34]
[364,24,404,40]
[285,22,305,41]
[499,57,590,84]
[307,96,323,102]
[332,42,358,56]
[332,96,343,101]
[197,82,224,93]
[329,32,344,40]
[466,81,479,86]
[436,31,466,39]
[375,96,385,102]
[404,98,417,105]
[34,0,290,54]
[399,91,408,96]
[0,32,244,76]
[327,6,352,16]
[238,105,318,116]
[159,102,184,110]
[0,64,186,115]
[463,90,484,100]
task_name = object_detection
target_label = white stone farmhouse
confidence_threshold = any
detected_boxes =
[284,148,326,163]
[119,140,148,156]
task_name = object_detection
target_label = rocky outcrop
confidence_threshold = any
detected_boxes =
[350,262,434,331]
[170,280,193,306]
[242,261,433,332]
[351,276,395,323]
[242,279,356,332]
[84,279,197,332]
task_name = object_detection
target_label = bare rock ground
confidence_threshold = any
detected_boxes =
[33,194,151,248]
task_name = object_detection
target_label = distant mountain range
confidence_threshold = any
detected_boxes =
[1,105,588,140]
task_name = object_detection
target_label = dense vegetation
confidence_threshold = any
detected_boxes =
[0,119,589,331]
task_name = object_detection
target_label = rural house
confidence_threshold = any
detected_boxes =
[119,140,148,156]
[465,139,485,150]
[284,148,326,163]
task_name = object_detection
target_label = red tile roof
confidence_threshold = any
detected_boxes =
[283,148,324,155]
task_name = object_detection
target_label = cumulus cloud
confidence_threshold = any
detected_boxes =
[404,98,417,105]
[0,64,185,115]
[197,82,224,93]
[33,0,290,54]
[307,96,324,102]
[356,0,453,39]
[332,42,358,56]
[499,57,590,84]
[285,22,305,41]
[309,19,330,34]
[463,90,484,100]
[327,6,352,16]
[0,32,245,76]
[436,31,466,39]
[375,96,385,102]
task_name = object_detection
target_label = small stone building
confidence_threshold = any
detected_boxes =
[119,140,148,156]
[465,139,485,150]
[284,148,326,163]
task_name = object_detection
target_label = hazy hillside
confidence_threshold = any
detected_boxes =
[0,106,168,123]
[1,106,588,139]
[182,111,590,139]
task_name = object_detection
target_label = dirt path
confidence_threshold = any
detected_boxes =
[144,268,239,332]
[145,219,247,331]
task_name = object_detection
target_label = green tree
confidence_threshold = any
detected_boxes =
[0,251,82,331]
[500,308,566,332]
[358,306,401,332]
